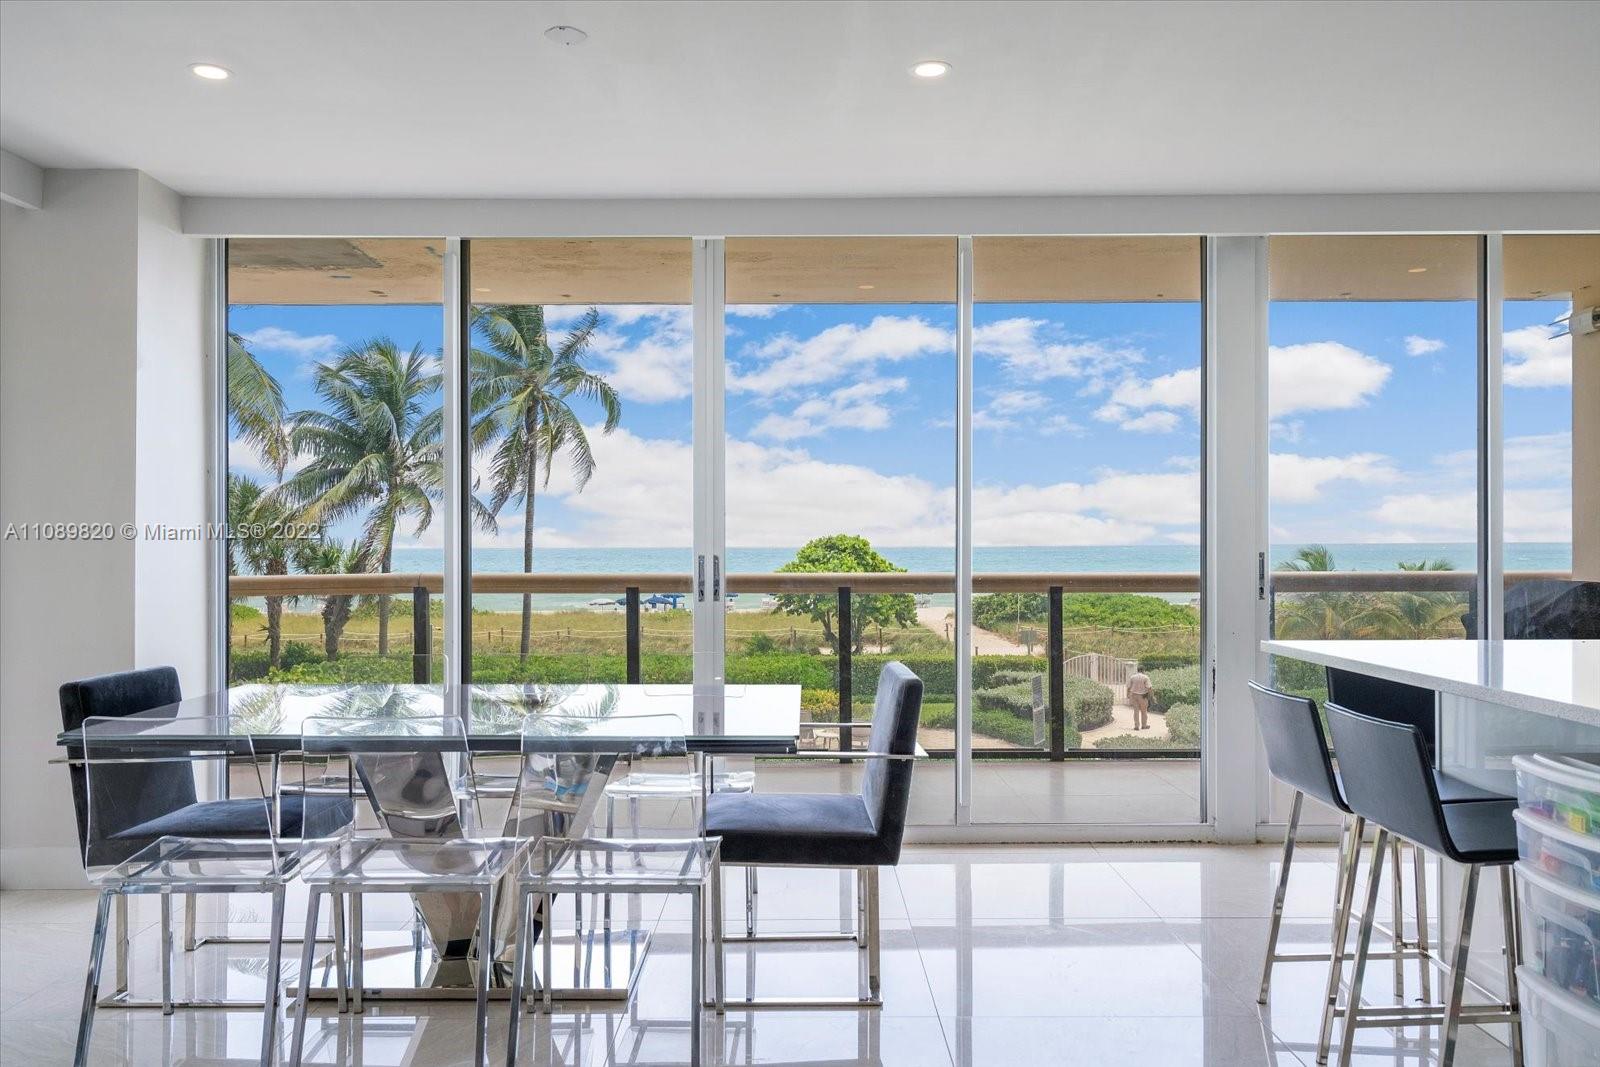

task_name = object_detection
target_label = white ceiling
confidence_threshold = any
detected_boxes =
[1,0,1596,200]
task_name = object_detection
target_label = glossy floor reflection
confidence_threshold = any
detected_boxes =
[0,844,1516,1065]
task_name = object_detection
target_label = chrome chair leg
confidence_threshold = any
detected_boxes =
[160,891,175,1015]
[1259,790,1303,1003]
[1391,836,1406,1002]
[1336,828,1390,1067]
[709,855,726,1008]
[542,890,556,1014]
[690,883,703,1067]
[350,893,364,1013]
[1497,865,1523,1066]
[745,867,757,938]
[331,891,347,1013]
[183,891,198,952]
[506,892,533,1066]
[114,894,130,995]
[475,886,494,1067]
[290,889,321,1067]
[1414,845,1432,1003]
[1317,814,1364,1064]
[865,866,881,997]
[73,890,113,1067]
[1441,864,1481,1067]
[260,884,286,1067]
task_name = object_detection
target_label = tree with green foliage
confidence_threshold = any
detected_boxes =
[226,332,290,479]
[293,538,372,660]
[272,338,446,656]
[470,305,621,663]
[228,473,296,668]
[773,535,916,655]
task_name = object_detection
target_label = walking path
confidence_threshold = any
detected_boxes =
[913,606,1034,655]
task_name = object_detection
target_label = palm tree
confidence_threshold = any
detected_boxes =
[293,538,371,660]
[470,305,622,661]
[1272,544,1379,639]
[227,333,290,479]
[228,473,296,668]
[272,339,444,656]
[1276,544,1338,573]
[1375,559,1465,638]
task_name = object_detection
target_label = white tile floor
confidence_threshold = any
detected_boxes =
[0,844,1517,1066]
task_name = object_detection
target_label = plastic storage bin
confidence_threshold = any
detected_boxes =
[1516,807,1600,896]
[1517,860,1600,1008]
[1517,966,1600,1067]
[1515,754,1600,838]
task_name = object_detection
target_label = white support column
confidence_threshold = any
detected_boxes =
[692,239,727,726]
[443,238,465,694]
[1478,234,1504,640]
[954,237,974,825]
[1204,236,1270,843]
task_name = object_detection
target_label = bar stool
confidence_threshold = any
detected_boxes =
[1324,702,1522,1067]
[1251,681,1440,1024]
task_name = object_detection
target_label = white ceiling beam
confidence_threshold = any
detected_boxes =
[182,192,1600,240]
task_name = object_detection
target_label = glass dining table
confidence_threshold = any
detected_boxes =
[56,681,802,1003]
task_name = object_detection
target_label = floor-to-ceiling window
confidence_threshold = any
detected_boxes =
[721,238,959,824]
[968,237,1204,824]
[1266,236,1482,699]
[463,239,695,684]
[1501,234,1600,624]
[224,239,446,686]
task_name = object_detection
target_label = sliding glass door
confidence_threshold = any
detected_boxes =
[720,237,959,824]
[969,237,1204,824]
[462,239,697,684]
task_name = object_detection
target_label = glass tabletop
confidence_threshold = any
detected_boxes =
[59,683,802,754]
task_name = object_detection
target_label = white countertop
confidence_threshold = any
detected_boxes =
[1261,639,1600,727]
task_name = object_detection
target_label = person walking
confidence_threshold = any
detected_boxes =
[1127,669,1152,730]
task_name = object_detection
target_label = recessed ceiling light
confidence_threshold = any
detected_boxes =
[1408,267,1428,273]
[545,25,588,46]
[329,274,352,280]
[858,284,876,290]
[911,60,951,79]
[189,63,231,81]
[475,287,491,293]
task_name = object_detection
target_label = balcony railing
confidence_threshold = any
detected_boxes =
[227,568,1568,761]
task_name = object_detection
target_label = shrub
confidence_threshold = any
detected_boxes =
[1137,653,1200,672]
[1060,593,1198,631]
[1147,664,1202,713]
[744,632,780,655]
[1066,676,1115,731]
[1093,733,1182,751]
[279,642,322,670]
[230,602,264,623]
[1164,703,1201,746]
[972,593,1049,629]
[229,649,271,681]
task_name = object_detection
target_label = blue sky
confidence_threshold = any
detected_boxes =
[228,292,1574,559]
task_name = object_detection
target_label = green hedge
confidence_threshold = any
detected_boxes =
[1147,664,1201,713]
[1092,702,1201,750]
[1066,676,1115,731]
[1137,653,1200,672]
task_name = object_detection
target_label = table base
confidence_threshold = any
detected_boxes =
[289,928,650,1003]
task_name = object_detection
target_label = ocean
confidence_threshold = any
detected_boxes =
[365,542,1572,613]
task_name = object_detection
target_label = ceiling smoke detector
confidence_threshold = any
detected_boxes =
[545,25,589,46]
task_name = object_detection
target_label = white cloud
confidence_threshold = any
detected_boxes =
[586,309,694,404]
[1404,335,1445,356]
[973,389,1052,431]
[1120,410,1182,433]
[750,378,908,440]
[1269,452,1400,503]
[729,315,951,396]
[973,318,1143,381]
[1437,432,1571,488]
[1269,342,1391,417]
[237,326,341,360]
[521,426,1197,548]
[727,305,790,318]
[1367,487,1569,543]
[1503,323,1571,387]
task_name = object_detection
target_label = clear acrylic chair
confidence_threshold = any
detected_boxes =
[505,713,722,1067]
[289,713,526,1067]
[72,714,295,1067]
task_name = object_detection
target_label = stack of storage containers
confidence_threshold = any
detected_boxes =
[1513,753,1600,1066]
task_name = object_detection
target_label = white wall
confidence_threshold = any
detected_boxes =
[0,170,209,889]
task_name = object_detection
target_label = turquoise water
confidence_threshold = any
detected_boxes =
[374,542,1572,613]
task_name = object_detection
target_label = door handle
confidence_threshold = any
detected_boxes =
[697,555,706,602]
[712,555,721,601]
